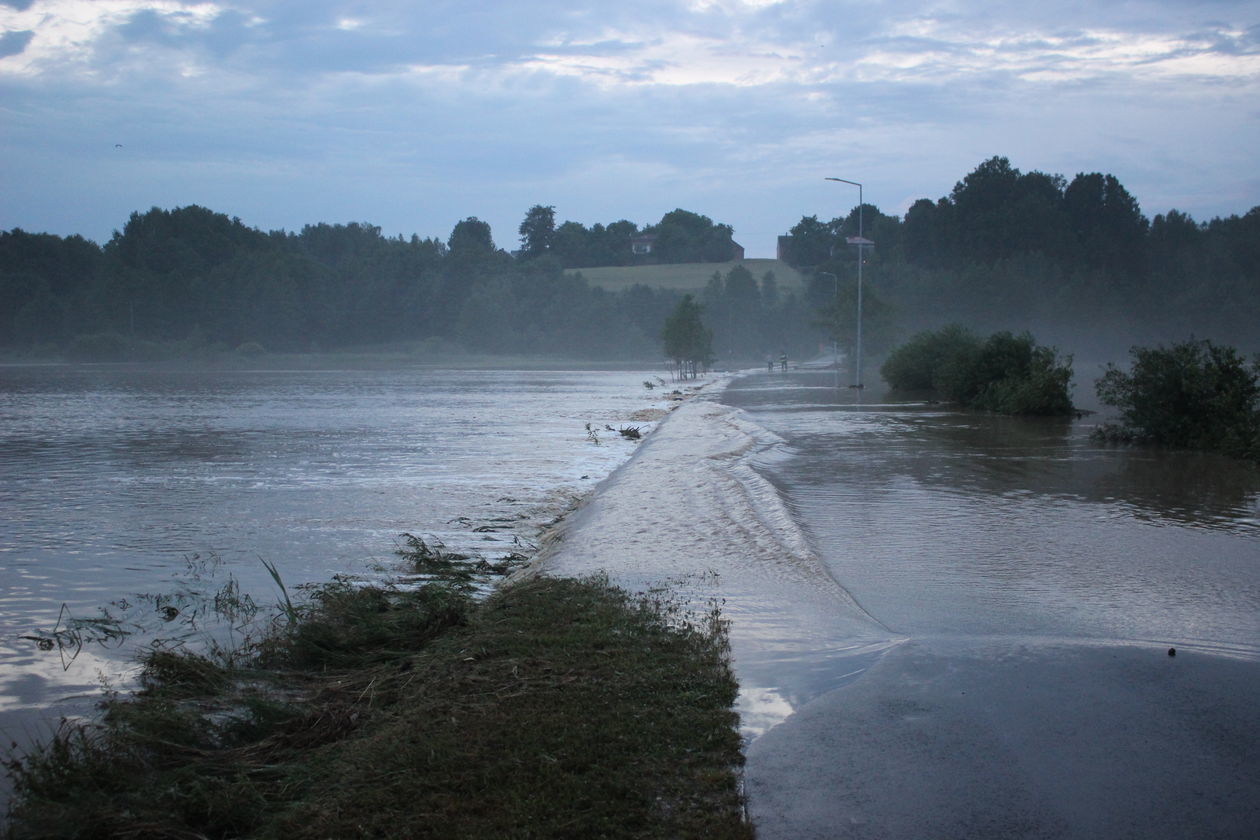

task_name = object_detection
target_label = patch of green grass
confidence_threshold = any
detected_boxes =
[5,576,750,840]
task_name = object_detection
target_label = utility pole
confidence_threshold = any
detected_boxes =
[826,177,873,388]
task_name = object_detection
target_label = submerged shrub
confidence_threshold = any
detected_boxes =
[1095,339,1260,460]
[882,326,1074,416]
[966,332,1074,416]
[880,324,980,393]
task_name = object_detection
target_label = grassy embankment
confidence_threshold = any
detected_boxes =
[4,553,752,839]
[569,259,805,294]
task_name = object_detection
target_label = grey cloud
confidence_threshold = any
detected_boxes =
[1198,23,1260,56]
[0,0,34,10]
[0,29,33,59]
[2,0,1256,247]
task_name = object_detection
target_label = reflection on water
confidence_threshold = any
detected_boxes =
[722,371,1260,651]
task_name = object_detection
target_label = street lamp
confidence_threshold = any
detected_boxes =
[825,177,872,389]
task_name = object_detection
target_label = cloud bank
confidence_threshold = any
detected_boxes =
[2,0,1257,254]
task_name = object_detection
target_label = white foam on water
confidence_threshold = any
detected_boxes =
[535,387,904,737]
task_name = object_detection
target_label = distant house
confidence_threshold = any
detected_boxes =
[776,235,794,263]
[630,234,658,255]
[729,240,746,261]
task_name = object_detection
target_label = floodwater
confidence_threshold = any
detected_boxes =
[0,363,669,804]
[539,367,1260,838]
[6,363,1259,835]
[723,372,1260,655]
[721,370,1260,839]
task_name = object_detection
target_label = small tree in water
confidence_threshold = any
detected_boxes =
[662,294,714,379]
[1095,338,1260,461]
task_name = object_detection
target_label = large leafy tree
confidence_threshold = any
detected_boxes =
[552,221,592,267]
[518,205,556,259]
[0,229,102,345]
[901,197,954,267]
[784,215,836,267]
[448,217,495,257]
[948,156,1071,262]
[597,220,639,265]
[1063,172,1148,280]
[648,209,736,264]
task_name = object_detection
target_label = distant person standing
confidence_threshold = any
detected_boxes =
[779,353,788,372]
[767,358,775,373]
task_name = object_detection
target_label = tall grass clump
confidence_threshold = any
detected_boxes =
[882,325,1075,416]
[1094,338,1260,461]
[4,575,750,840]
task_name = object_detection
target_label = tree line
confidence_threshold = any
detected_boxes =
[785,156,1260,362]
[518,206,740,267]
[3,156,1256,364]
[0,203,816,364]
[0,208,713,360]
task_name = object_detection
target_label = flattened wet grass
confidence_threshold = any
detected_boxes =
[4,576,751,839]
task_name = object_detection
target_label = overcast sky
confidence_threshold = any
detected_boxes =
[1,0,1257,257]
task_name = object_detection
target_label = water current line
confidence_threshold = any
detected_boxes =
[536,377,907,736]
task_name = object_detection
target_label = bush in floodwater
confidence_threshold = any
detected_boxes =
[1094,338,1260,461]
[880,323,980,393]
[882,326,1075,416]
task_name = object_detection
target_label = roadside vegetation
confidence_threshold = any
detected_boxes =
[662,294,715,379]
[1094,338,1260,462]
[881,325,1075,416]
[4,572,751,839]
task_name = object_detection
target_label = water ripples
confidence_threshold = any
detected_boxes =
[724,371,1260,649]
[0,364,670,757]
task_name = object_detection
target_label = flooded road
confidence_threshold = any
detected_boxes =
[721,370,1260,839]
[723,371,1260,654]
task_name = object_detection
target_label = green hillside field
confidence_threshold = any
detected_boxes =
[567,258,805,293]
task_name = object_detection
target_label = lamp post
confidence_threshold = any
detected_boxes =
[825,177,870,389]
